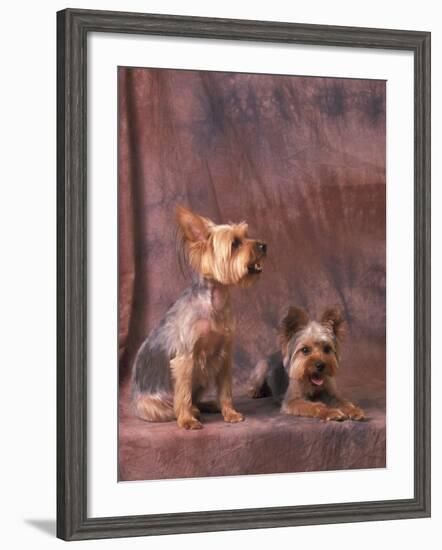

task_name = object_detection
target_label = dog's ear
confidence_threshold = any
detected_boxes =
[176,205,214,243]
[321,307,345,341]
[278,307,309,354]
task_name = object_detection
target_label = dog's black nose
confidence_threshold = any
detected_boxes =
[315,361,325,372]
[256,242,267,255]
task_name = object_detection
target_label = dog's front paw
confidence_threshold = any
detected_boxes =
[223,410,245,423]
[347,406,366,421]
[322,408,347,422]
[340,402,366,421]
[177,416,203,430]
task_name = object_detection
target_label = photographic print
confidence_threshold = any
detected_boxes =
[118,66,386,482]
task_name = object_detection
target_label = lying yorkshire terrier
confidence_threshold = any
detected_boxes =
[132,205,267,429]
[248,306,365,421]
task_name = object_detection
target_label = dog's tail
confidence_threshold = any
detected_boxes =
[247,359,271,398]
[133,393,175,422]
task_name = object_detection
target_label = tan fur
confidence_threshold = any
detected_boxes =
[134,393,175,422]
[137,205,266,429]
[250,306,365,422]
[281,308,365,421]
[176,205,265,288]
[281,396,347,421]
[170,354,203,429]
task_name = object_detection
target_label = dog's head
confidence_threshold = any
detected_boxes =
[176,205,267,287]
[278,306,345,391]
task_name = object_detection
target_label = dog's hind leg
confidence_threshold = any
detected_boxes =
[247,359,271,398]
[134,393,175,422]
[132,335,175,422]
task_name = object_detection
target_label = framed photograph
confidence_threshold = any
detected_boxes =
[57,8,431,541]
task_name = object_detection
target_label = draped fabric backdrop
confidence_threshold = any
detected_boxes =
[118,67,386,481]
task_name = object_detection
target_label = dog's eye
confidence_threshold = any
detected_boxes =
[231,238,242,250]
[301,346,310,355]
[323,345,332,354]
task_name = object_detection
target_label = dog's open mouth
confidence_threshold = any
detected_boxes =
[310,374,324,386]
[247,261,263,275]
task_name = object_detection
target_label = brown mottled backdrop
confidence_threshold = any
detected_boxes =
[118,67,386,481]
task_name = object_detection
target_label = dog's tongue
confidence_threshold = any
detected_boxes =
[311,376,324,386]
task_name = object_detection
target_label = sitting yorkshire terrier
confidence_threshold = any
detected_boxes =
[132,205,267,430]
[248,306,365,421]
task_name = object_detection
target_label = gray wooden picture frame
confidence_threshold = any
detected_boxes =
[57,8,431,541]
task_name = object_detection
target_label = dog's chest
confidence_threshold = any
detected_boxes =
[194,283,234,335]
[192,311,233,358]
[191,327,230,387]
[190,287,233,373]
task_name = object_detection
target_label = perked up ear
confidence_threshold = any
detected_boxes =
[176,205,214,243]
[321,307,346,341]
[278,306,309,352]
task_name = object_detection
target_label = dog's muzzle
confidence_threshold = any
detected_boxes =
[255,242,267,256]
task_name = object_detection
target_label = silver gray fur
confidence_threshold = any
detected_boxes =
[132,275,221,400]
[259,351,290,404]
[252,323,336,404]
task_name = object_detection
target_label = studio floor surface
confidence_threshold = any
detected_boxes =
[119,382,386,482]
